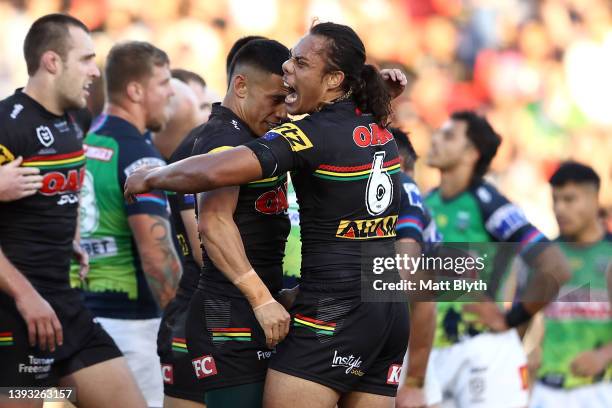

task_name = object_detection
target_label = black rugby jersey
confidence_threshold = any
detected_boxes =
[167,132,200,295]
[192,104,290,296]
[247,100,401,283]
[0,89,89,294]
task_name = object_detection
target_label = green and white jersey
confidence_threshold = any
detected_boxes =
[425,179,548,347]
[536,234,612,389]
[70,115,168,319]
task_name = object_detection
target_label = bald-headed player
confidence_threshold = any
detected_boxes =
[153,77,208,408]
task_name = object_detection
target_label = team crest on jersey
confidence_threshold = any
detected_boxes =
[265,123,312,152]
[0,144,15,165]
[336,215,398,239]
[36,125,54,147]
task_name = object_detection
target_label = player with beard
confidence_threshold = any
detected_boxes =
[125,22,413,408]
[152,77,207,408]
[0,14,146,407]
[71,41,180,407]
[526,162,611,407]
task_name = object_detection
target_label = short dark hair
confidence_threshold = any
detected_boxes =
[105,41,170,99]
[391,127,417,171]
[171,68,206,88]
[451,111,501,178]
[549,161,601,191]
[226,35,268,77]
[24,13,89,76]
[229,39,289,80]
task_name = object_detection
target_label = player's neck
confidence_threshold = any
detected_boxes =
[105,102,146,134]
[439,165,473,199]
[222,95,249,128]
[23,76,64,116]
[570,220,605,244]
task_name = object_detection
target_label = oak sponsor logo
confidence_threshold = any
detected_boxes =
[254,185,288,215]
[353,124,393,148]
[336,215,398,239]
[192,355,218,379]
[161,364,173,384]
[386,364,402,385]
[41,168,86,196]
[266,123,313,152]
[331,350,364,376]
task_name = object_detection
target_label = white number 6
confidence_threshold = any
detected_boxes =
[365,151,393,216]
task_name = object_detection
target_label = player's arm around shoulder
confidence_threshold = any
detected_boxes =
[128,213,181,309]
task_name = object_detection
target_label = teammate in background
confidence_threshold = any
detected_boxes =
[393,128,441,408]
[527,162,611,407]
[152,77,207,408]
[0,157,43,201]
[71,41,180,407]
[423,111,570,407]
[171,69,219,123]
[0,14,146,407]
[125,22,411,408]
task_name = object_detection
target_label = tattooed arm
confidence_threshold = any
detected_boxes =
[128,214,182,309]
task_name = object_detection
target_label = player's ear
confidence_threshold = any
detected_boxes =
[325,70,344,92]
[126,81,144,103]
[232,74,248,99]
[40,51,61,75]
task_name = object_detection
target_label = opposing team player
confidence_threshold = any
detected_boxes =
[71,41,180,407]
[393,128,441,408]
[125,22,411,408]
[424,111,570,407]
[0,14,145,407]
[152,77,207,408]
[171,69,219,123]
[527,162,611,407]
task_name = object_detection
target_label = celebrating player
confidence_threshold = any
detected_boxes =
[125,22,411,408]
[0,14,146,407]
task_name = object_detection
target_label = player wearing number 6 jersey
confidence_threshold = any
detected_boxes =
[125,22,410,408]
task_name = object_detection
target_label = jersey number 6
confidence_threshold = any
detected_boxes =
[365,151,393,216]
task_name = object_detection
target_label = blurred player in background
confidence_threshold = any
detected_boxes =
[72,41,181,407]
[171,69,219,123]
[526,162,611,407]
[393,128,441,408]
[152,76,207,408]
[0,13,146,407]
[424,111,570,407]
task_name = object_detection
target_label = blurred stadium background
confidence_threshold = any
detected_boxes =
[1,0,610,238]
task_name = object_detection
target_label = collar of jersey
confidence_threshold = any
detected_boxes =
[93,114,148,139]
[209,103,251,132]
[14,88,67,120]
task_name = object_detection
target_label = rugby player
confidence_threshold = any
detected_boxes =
[0,13,145,408]
[393,128,440,408]
[0,157,43,201]
[152,77,207,408]
[423,111,571,407]
[125,22,412,408]
[527,162,611,407]
[71,41,180,407]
